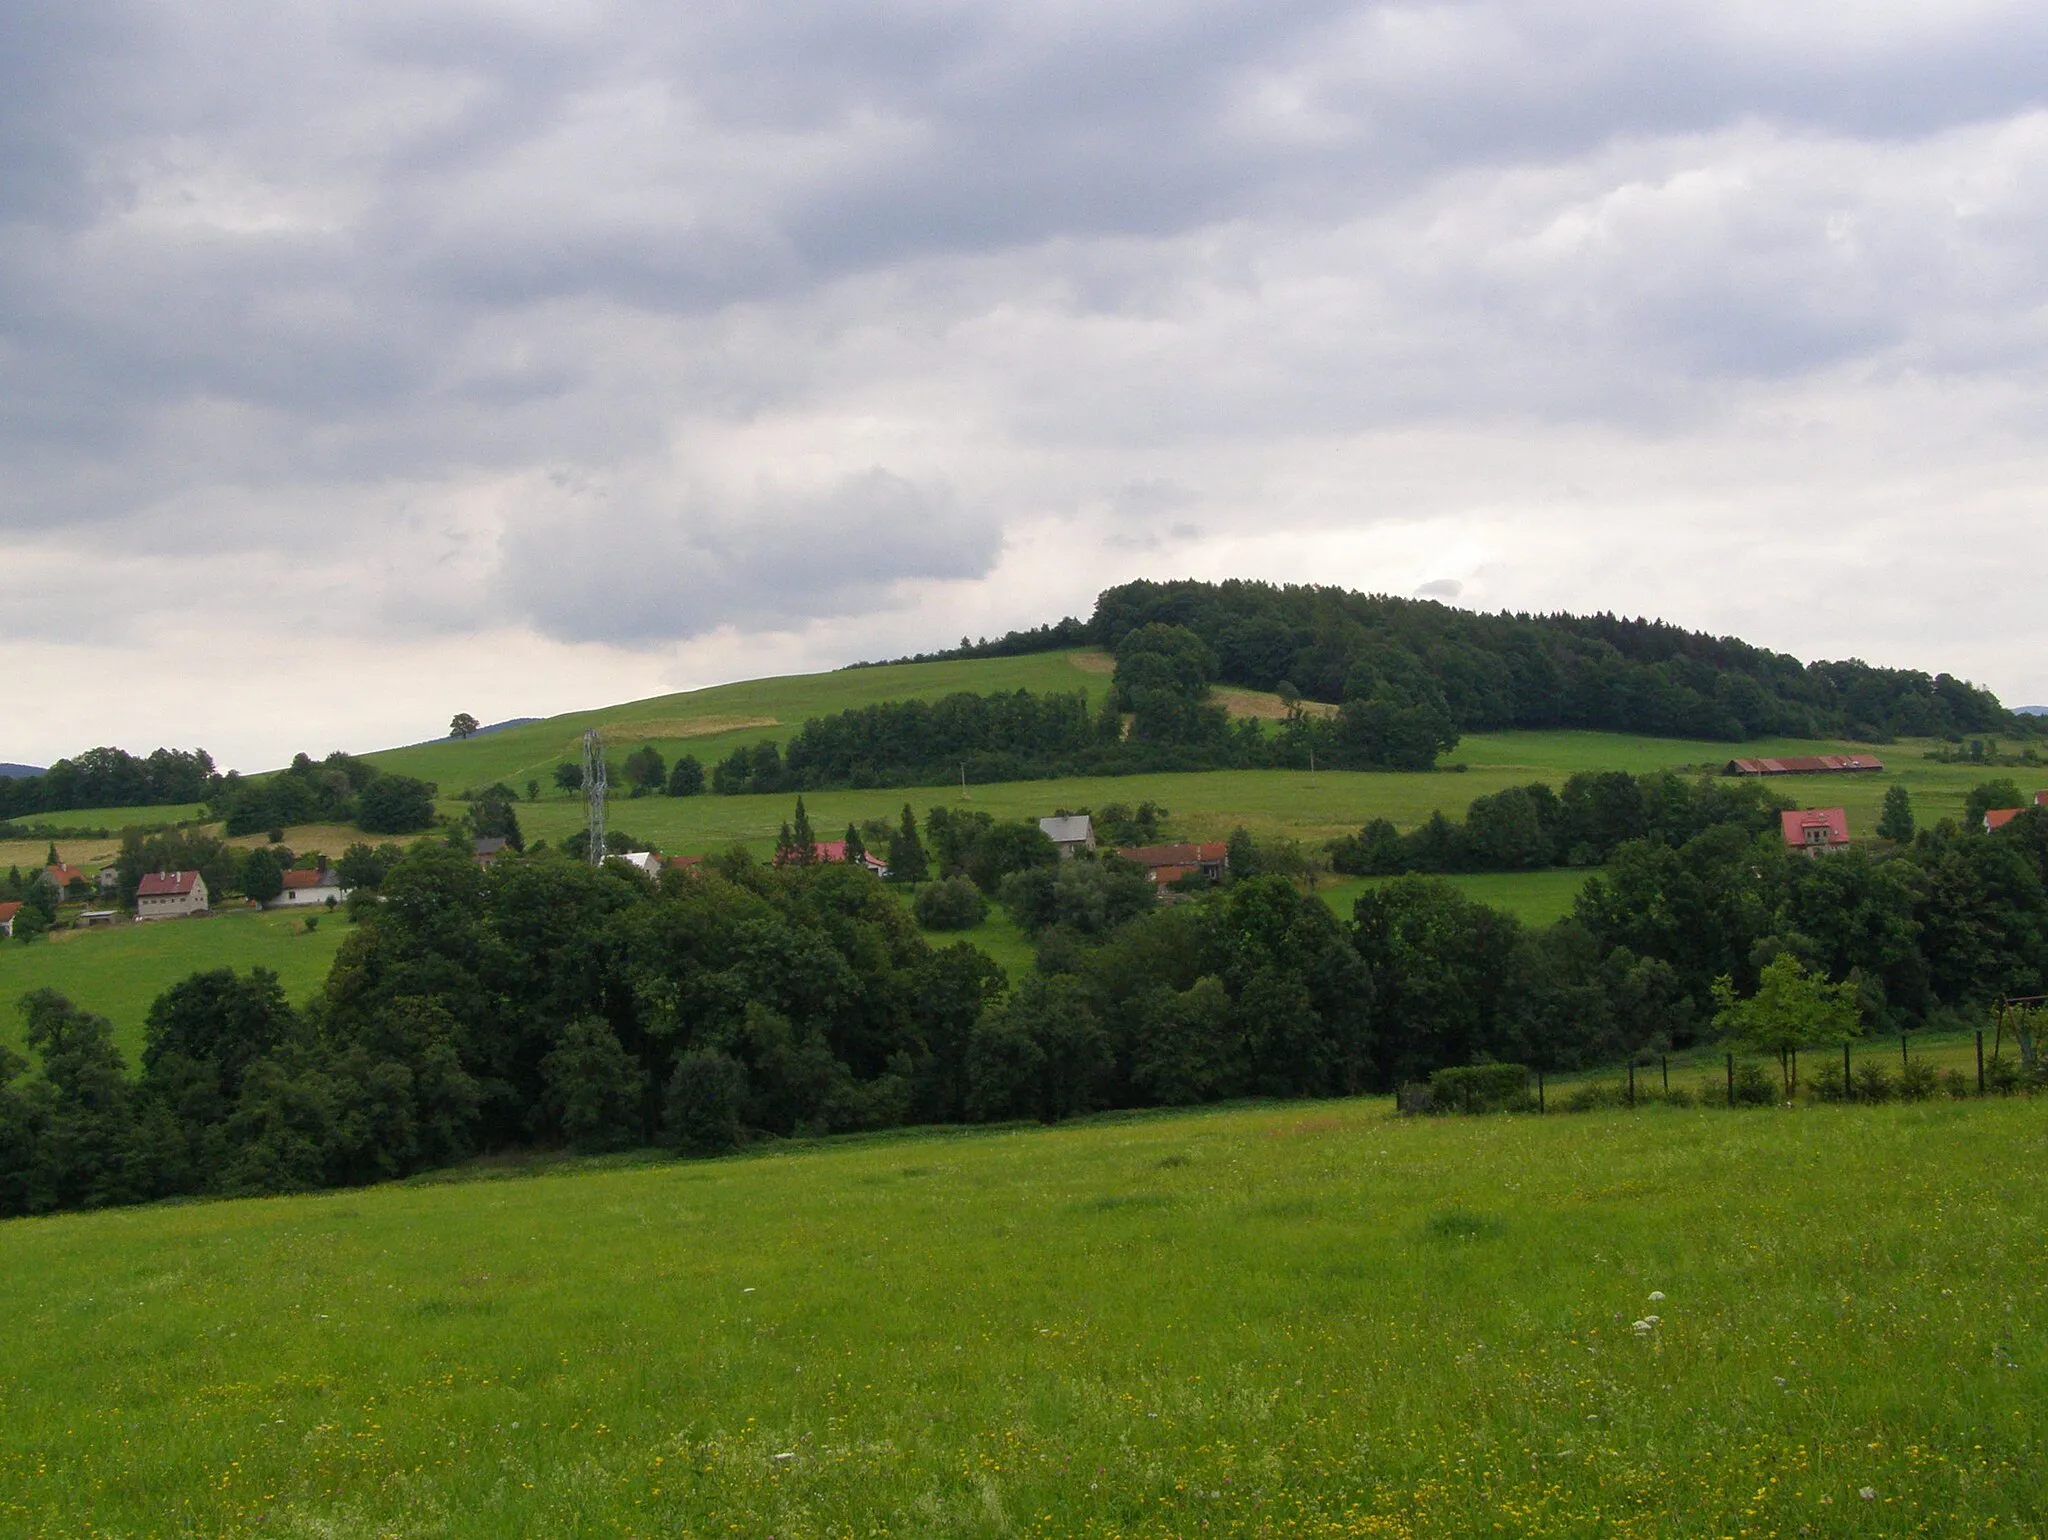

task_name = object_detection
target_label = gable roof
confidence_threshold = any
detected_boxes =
[1985,808,2026,831]
[136,870,201,897]
[1115,842,1229,869]
[1727,755,1885,775]
[1039,815,1094,843]
[280,868,337,890]
[2036,790,2048,807]
[1780,808,1850,846]
[0,901,20,923]
[44,863,87,887]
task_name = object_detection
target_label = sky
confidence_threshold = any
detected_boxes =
[6,0,2048,771]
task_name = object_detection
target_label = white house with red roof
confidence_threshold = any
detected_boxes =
[136,869,209,920]
[0,900,20,937]
[1780,808,1851,853]
[266,868,348,908]
[774,840,890,876]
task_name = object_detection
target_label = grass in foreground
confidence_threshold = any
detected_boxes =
[0,909,345,1061]
[0,1098,2040,1537]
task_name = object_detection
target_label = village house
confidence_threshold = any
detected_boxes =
[617,851,663,876]
[1985,808,2025,832]
[0,900,19,937]
[1038,814,1096,859]
[1114,841,1230,886]
[1780,808,1851,854]
[136,870,209,920]
[267,868,349,908]
[774,840,890,877]
[42,862,90,898]
[472,836,511,864]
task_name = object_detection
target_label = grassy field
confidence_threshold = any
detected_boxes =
[0,1097,2040,1537]
[0,909,346,1062]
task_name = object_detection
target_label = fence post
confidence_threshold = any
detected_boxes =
[1537,1070,1544,1114]
[1727,1052,1735,1107]
[1900,1033,1908,1071]
[1661,1055,1669,1094]
[1977,1030,1986,1095]
[1627,1061,1635,1108]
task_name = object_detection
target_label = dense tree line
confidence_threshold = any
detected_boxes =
[0,747,219,820]
[888,579,2029,744]
[212,752,437,837]
[1328,770,1792,875]
[717,621,1461,792]
[6,794,2046,1217]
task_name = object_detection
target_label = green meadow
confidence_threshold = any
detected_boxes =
[0,1097,2041,1538]
[0,910,345,1062]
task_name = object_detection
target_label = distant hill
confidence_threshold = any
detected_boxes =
[0,763,45,779]
[470,717,541,737]
[884,579,2033,746]
[2018,706,2048,717]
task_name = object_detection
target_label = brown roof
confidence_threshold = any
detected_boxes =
[280,869,335,889]
[0,901,20,923]
[1114,842,1228,869]
[136,870,201,897]
[1727,755,1884,775]
[44,864,87,887]
[1985,808,2025,831]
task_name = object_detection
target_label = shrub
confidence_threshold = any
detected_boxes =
[1731,1060,1778,1106]
[1428,1062,1533,1114]
[665,1048,746,1154]
[1986,1055,2024,1095]
[914,877,988,931]
[1851,1061,1895,1104]
[1659,1084,1695,1109]
[1563,1081,1627,1112]
[1942,1067,1972,1099]
[1808,1062,1849,1103]
[1395,1082,1434,1115]
[1898,1058,1939,1102]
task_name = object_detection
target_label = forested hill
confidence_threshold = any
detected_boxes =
[878,579,2022,743]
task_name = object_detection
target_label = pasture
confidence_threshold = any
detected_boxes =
[0,909,345,1062]
[0,1097,2040,1537]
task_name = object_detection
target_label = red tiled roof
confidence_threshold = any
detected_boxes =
[0,901,20,923]
[136,870,200,897]
[280,869,334,889]
[2035,790,2048,807]
[45,864,87,887]
[1985,808,2025,831]
[1780,808,1850,846]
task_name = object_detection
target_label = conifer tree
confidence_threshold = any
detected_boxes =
[887,802,929,884]
[791,798,816,864]
[844,823,866,865]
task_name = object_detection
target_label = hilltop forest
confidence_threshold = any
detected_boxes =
[887,578,2027,744]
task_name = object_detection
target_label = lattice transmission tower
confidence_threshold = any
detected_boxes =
[582,728,607,865]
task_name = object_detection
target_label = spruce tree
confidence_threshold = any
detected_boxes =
[844,823,866,865]
[887,803,929,884]
[791,798,816,864]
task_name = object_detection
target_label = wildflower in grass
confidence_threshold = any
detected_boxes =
[1860,1486,1878,1500]
[1648,1291,1665,1302]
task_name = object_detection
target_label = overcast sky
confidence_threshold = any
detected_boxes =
[7,0,2048,770]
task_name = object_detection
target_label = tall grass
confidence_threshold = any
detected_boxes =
[1,1097,2040,1536]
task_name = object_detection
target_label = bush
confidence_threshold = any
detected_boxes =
[1563,1081,1627,1112]
[914,877,988,931]
[1808,1062,1849,1103]
[1942,1067,1972,1099]
[1731,1060,1778,1106]
[1986,1055,2024,1095]
[1898,1058,1940,1102]
[665,1048,746,1154]
[1428,1062,1532,1114]
[1395,1082,1433,1115]
[1659,1084,1695,1108]
[1851,1061,1895,1104]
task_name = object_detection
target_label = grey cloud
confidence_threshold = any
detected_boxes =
[491,468,1001,645]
